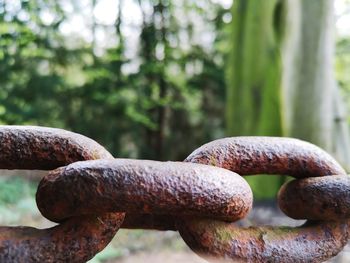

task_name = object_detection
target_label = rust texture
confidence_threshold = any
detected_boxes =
[123,137,348,230]
[2,127,350,262]
[0,213,124,263]
[0,125,123,262]
[278,175,350,220]
[177,218,350,263]
[185,137,346,178]
[36,159,253,223]
[180,136,349,262]
[0,125,113,170]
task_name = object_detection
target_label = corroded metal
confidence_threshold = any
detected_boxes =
[0,125,123,262]
[0,213,124,263]
[185,137,346,177]
[36,159,253,223]
[278,175,350,220]
[177,218,350,263]
[2,127,350,262]
[0,126,113,170]
[180,136,349,262]
[120,137,348,230]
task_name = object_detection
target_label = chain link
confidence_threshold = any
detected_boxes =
[180,137,349,263]
[0,126,123,263]
[0,126,349,263]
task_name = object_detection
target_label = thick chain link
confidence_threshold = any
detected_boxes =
[0,126,349,263]
[0,126,124,263]
[179,137,350,263]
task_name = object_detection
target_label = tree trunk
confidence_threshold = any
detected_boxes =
[282,0,333,149]
[226,0,350,198]
[226,0,283,137]
[282,0,350,169]
[226,0,285,199]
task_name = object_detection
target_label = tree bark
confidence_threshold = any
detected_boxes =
[226,0,283,137]
[282,0,350,169]
[226,0,350,197]
[282,0,333,149]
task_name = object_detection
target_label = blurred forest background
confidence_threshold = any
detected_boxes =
[1,0,350,262]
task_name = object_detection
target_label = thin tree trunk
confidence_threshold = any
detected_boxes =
[155,0,168,160]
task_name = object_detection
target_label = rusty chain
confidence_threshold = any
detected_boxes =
[0,126,349,262]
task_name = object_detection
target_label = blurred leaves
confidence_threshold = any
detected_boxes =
[0,0,229,160]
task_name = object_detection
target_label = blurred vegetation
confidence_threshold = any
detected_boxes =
[337,37,350,110]
[0,176,37,224]
[1,1,350,261]
[0,0,229,161]
[1,0,350,201]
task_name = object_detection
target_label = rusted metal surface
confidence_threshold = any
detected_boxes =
[36,159,253,223]
[0,125,122,262]
[278,175,350,220]
[123,137,348,230]
[121,137,349,230]
[185,137,346,177]
[0,213,125,263]
[0,126,113,170]
[180,136,349,262]
[1,126,350,262]
[177,218,350,263]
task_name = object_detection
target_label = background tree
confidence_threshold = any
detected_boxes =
[282,0,350,168]
[226,0,350,198]
[225,0,284,198]
[226,0,283,137]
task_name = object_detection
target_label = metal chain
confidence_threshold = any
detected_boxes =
[0,126,124,263]
[0,126,349,263]
[180,137,350,263]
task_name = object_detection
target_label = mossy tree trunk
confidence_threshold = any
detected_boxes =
[226,0,286,199]
[226,0,284,137]
[226,0,350,198]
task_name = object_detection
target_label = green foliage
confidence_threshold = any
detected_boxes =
[0,176,37,224]
[0,0,228,161]
[0,177,36,205]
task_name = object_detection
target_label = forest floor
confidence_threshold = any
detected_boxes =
[0,174,349,263]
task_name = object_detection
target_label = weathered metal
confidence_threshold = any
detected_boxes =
[177,218,350,263]
[0,125,123,262]
[0,126,113,170]
[36,159,253,223]
[0,213,124,263]
[185,137,346,177]
[120,137,348,230]
[1,126,350,262]
[180,136,349,262]
[278,175,350,220]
